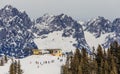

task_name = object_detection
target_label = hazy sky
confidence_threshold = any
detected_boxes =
[0,0,120,21]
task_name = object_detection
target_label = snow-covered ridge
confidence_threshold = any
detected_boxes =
[83,16,120,49]
[0,5,37,58]
[33,13,90,52]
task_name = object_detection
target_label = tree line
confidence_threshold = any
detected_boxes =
[9,60,23,74]
[61,41,120,74]
[0,55,8,66]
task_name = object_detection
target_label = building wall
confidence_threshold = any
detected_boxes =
[32,50,41,55]
[52,50,62,56]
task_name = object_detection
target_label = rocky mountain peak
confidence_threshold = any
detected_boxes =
[0,5,37,58]
[4,5,13,10]
[85,16,112,37]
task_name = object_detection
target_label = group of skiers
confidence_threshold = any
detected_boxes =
[29,57,64,68]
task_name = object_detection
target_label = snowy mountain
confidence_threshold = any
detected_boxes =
[84,16,112,38]
[0,5,37,58]
[0,5,90,58]
[1,4,120,74]
[34,31,77,52]
[112,18,120,33]
[1,5,120,58]
[83,16,120,49]
[33,13,90,52]
[103,18,120,48]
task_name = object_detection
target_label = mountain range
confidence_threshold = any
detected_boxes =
[0,5,119,58]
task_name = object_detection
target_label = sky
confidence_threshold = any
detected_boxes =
[0,0,120,21]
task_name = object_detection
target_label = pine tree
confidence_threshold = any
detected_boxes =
[103,49,107,60]
[14,60,18,74]
[17,60,23,74]
[81,48,89,74]
[97,59,104,74]
[70,49,81,74]
[103,60,109,74]
[78,64,82,74]
[61,55,71,74]
[0,58,4,66]
[66,55,70,68]
[61,44,120,74]
[92,47,96,60]
[9,60,23,74]
[4,55,8,63]
[96,45,103,74]
[110,55,118,74]
[110,41,118,57]
[9,63,16,74]
[61,65,70,74]
[92,59,98,74]
[109,41,120,73]
[116,46,120,73]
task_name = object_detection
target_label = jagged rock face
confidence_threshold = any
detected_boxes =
[83,16,120,48]
[0,5,91,58]
[85,16,112,38]
[2,5,120,57]
[34,14,78,35]
[33,14,90,52]
[103,18,120,48]
[0,5,37,58]
[112,18,120,33]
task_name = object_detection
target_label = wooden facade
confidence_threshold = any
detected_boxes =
[32,49,42,55]
[48,49,62,56]
[32,49,62,56]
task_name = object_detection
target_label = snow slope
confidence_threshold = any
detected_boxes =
[0,55,66,74]
[33,13,89,52]
[20,55,66,74]
[84,31,113,49]
[34,31,77,52]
